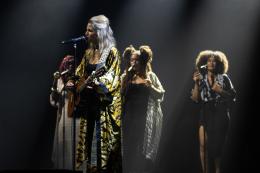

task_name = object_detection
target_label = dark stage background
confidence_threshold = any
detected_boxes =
[0,0,259,172]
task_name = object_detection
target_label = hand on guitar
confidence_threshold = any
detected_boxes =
[65,80,75,90]
[76,66,106,93]
[82,78,100,90]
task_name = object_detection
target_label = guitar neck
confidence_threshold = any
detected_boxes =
[77,75,94,93]
[77,66,106,93]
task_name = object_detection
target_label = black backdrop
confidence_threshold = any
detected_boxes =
[0,0,258,172]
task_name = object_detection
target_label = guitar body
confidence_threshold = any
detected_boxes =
[67,90,83,118]
[76,75,88,93]
[67,66,107,117]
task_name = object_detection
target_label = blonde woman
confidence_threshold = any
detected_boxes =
[73,15,122,173]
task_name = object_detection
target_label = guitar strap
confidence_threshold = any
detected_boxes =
[96,45,113,70]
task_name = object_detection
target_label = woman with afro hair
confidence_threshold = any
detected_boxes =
[191,50,236,173]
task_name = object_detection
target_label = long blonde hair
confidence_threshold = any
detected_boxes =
[89,15,115,55]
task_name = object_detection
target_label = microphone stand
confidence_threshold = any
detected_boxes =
[60,38,84,172]
[72,43,77,171]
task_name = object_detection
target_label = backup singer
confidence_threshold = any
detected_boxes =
[121,45,165,173]
[50,55,80,169]
[191,50,236,173]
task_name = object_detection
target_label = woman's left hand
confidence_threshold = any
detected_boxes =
[212,82,223,93]
[144,79,152,87]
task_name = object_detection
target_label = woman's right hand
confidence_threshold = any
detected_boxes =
[191,71,201,102]
[144,78,152,87]
[193,71,202,83]
[65,80,74,90]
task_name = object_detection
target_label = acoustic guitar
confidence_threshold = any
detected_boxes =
[67,66,107,117]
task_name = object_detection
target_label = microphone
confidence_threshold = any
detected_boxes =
[53,69,70,79]
[199,64,207,76]
[200,64,207,69]
[61,36,86,44]
[60,69,70,75]
[128,65,134,72]
[126,65,135,81]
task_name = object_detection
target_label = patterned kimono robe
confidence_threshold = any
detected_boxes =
[121,71,165,162]
[75,47,122,171]
[142,71,165,161]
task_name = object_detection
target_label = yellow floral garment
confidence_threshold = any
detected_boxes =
[75,47,122,171]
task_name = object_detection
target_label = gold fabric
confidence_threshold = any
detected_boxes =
[75,47,122,171]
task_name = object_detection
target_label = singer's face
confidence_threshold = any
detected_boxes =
[130,54,138,66]
[85,23,97,42]
[130,54,139,70]
[207,56,216,72]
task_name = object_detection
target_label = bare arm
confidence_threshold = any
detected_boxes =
[191,71,202,102]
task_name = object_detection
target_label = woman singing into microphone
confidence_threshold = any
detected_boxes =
[191,50,236,173]
[121,45,165,173]
[73,15,122,173]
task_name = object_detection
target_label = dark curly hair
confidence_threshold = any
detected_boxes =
[59,55,74,81]
[139,45,153,72]
[122,45,136,70]
[121,45,154,93]
[131,45,153,78]
[195,50,229,74]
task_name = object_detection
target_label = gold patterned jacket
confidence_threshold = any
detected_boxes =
[75,47,122,170]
